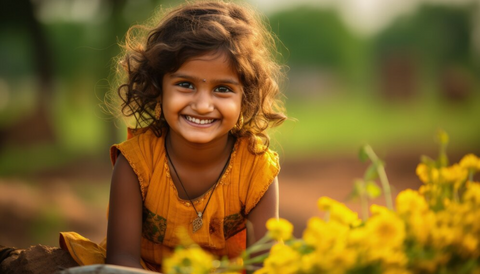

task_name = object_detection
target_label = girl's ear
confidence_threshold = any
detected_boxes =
[155,100,162,120]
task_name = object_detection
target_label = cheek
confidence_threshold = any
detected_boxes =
[161,95,184,122]
[162,89,184,109]
[223,98,242,119]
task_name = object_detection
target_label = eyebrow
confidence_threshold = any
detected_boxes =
[169,73,241,86]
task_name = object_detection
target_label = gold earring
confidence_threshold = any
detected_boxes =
[155,102,162,120]
[233,114,244,131]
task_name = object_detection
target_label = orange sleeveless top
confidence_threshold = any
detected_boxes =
[60,128,280,272]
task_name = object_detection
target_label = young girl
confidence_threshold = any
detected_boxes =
[60,0,286,271]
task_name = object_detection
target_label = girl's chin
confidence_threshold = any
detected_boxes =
[177,132,230,145]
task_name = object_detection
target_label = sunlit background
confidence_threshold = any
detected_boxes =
[1,0,479,248]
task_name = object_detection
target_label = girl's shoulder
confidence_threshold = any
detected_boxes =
[110,127,165,165]
[110,127,165,200]
[234,136,280,169]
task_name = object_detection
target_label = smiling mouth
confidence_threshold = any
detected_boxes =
[185,115,215,125]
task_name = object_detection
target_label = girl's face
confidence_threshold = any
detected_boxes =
[162,51,243,145]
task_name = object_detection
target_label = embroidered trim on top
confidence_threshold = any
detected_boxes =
[223,213,246,239]
[142,207,167,243]
[164,139,239,206]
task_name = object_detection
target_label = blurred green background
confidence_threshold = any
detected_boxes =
[1,0,479,247]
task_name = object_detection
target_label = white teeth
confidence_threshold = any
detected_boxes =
[186,116,214,125]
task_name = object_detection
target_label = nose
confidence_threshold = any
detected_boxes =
[191,89,214,114]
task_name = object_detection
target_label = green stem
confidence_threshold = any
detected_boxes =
[364,145,393,210]
[245,243,274,256]
[468,170,474,182]
[243,235,272,257]
[243,253,270,265]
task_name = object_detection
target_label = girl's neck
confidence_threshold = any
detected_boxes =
[165,131,234,168]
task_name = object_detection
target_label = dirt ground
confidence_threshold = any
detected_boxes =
[0,147,473,248]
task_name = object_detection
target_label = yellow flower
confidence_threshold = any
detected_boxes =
[431,225,461,249]
[266,218,293,241]
[260,243,301,274]
[303,217,348,251]
[463,182,480,206]
[383,268,413,274]
[365,212,406,249]
[395,189,428,216]
[318,197,361,227]
[370,204,391,216]
[367,249,408,268]
[460,154,480,172]
[347,226,369,246]
[462,210,480,234]
[175,226,195,246]
[458,233,478,257]
[438,164,468,185]
[301,246,357,274]
[253,268,267,274]
[416,163,431,183]
[302,217,324,247]
[162,245,214,274]
[299,252,317,273]
[317,196,337,211]
[325,244,358,272]
[406,211,436,245]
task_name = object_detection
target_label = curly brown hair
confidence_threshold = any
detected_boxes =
[110,0,287,153]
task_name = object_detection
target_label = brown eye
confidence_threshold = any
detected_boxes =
[177,82,194,89]
[214,86,232,93]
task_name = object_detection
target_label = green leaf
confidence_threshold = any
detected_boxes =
[347,179,364,201]
[365,181,382,198]
[358,146,369,162]
[420,155,436,166]
[364,164,379,181]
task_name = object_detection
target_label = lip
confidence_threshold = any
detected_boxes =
[182,115,218,127]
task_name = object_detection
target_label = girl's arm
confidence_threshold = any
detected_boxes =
[106,153,143,268]
[247,176,279,246]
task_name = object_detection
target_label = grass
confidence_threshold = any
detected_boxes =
[270,91,480,160]
[0,143,77,176]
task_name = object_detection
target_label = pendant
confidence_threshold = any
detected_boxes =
[192,212,203,233]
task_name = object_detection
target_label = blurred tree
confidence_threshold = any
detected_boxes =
[268,6,370,96]
[0,0,169,151]
[373,3,476,101]
[269,7,354,68]
[42,0,165,146]
[0,0,56,147]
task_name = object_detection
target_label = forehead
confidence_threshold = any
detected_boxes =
[173,51,239,79]
[188,50,231,63]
